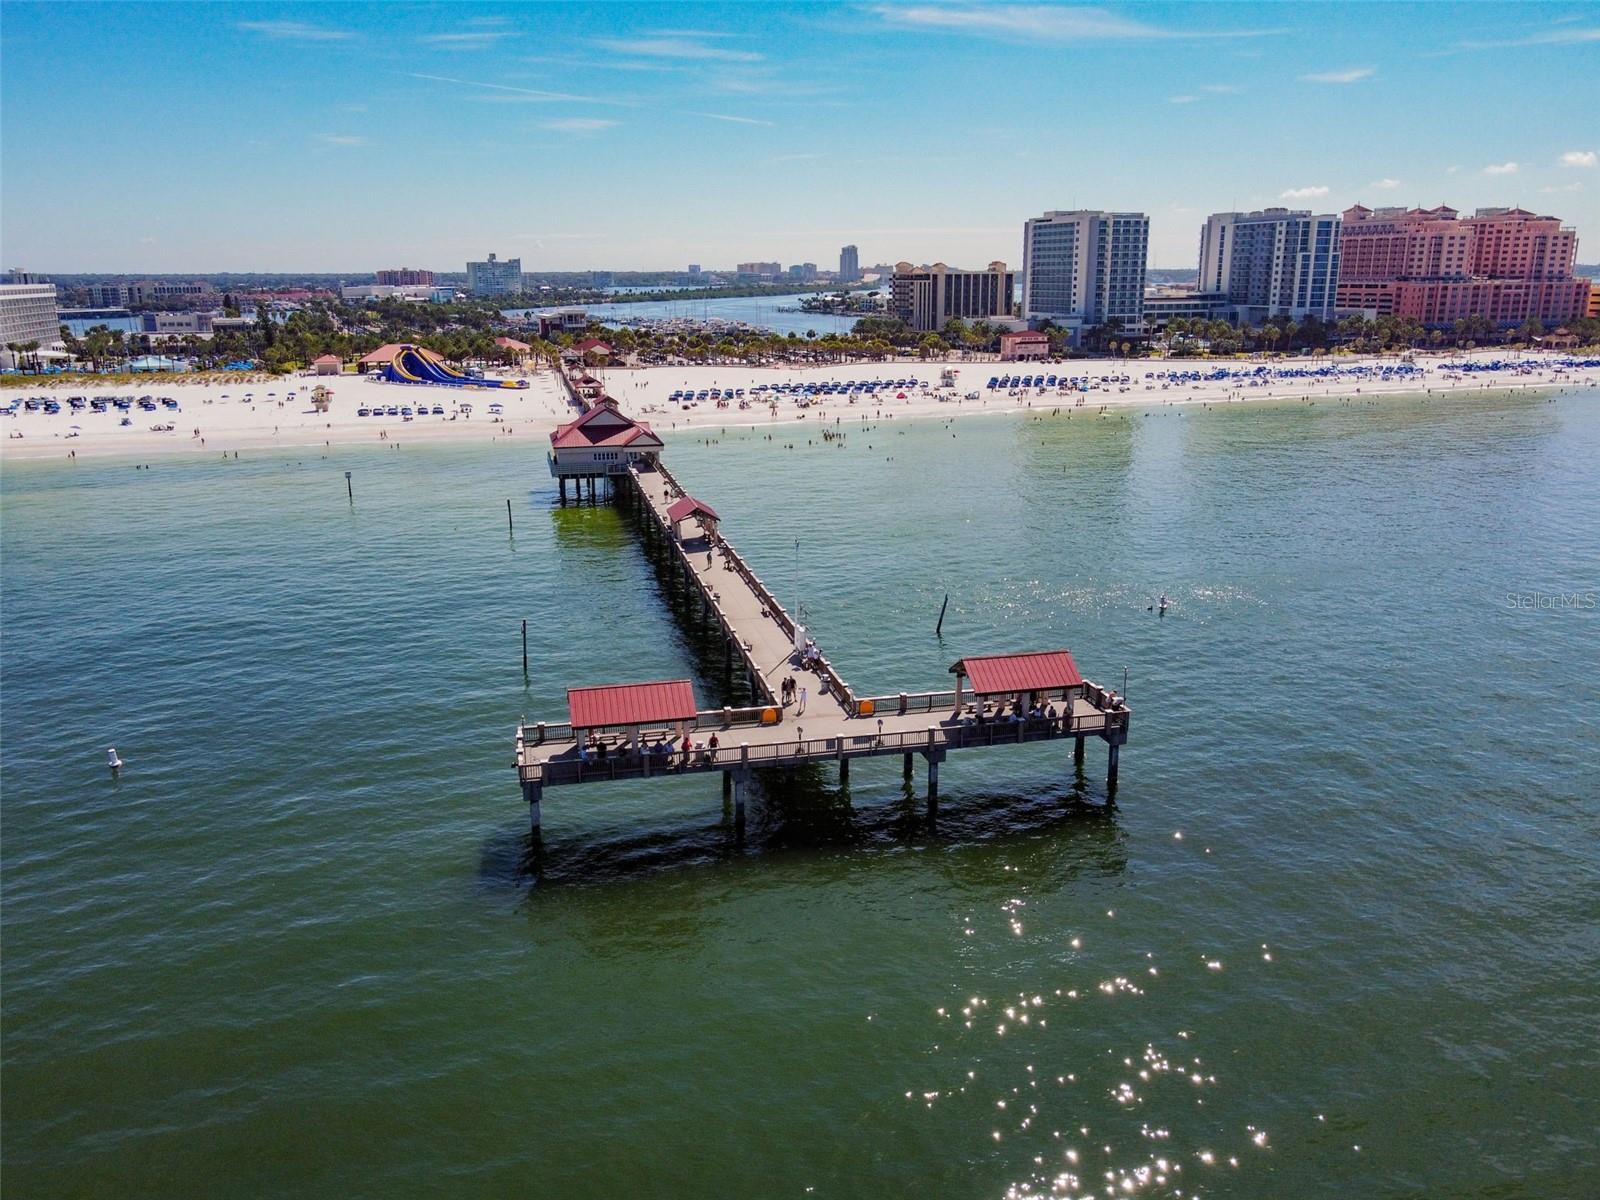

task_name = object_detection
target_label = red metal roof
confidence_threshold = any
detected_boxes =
[549,402,662,449]
[568,680,697,728]
[952,650,1082,695]
[666,496,719,524]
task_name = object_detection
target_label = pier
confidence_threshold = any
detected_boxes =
[518,465,1130,838]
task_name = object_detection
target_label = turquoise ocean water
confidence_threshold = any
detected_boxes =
[3,390,1597,1197]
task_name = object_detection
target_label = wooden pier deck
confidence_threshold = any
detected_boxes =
[516,459,1130,833]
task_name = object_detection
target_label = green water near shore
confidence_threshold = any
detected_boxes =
[3,391,1598,1197]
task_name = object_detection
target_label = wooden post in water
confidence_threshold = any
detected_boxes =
[936,592,949,636]
[507,499,514,537]
[344,470,353,503]
[521,620,529,679]
[1106,743,1120,792]
[1074,736,1085,770]
[903,753,913,780]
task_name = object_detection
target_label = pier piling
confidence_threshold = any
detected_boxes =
[524,781,543,833]
[1107,744,1120,792]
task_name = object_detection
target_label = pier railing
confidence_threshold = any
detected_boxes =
[851,690,959,717]
[632,463,858,711]
[523,705,1128,786]
[652,463,859,710]
[518,703,783,749]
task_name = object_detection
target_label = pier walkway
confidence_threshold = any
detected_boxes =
[516,458,1131,834]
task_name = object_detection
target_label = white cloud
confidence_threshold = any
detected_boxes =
[871,4,1279,40]
[422,32,514,49]
[1201,83,1243,94]
[590,35,762,62]
[538,118,618,133]
[1482,161,1519,175]
[409,73,616,105]
[646,28,742,39]
[1280,185,1331,199]
[1457,25,1600,50]
[1540,182,1585,194]
[1299,67,1374,83]
[1169,94,1198,104]
[1446,164,1461,174]
[686,111,776,126]
[238,20,353,42]
[1369,178,1401,190]
[316,134,368,146]
[1560,149,1598,168]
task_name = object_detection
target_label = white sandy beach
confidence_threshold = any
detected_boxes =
[2,350,1595,462]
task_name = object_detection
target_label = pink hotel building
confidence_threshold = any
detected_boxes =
[1336,205,1588,327]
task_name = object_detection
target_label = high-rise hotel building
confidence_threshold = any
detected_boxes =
[890,261,1015,332]
[466,253,523,298]
[1021,211,1149,344]
[1336,206,1586,326]
[1196,208,1341,323]
[839,244,860,282]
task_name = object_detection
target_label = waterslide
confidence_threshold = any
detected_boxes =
[382,346,528,389]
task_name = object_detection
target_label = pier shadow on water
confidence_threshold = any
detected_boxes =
[476,762,1123,892]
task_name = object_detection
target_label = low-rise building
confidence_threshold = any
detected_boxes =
[1586,281,1600,320]
[548,398,664,479]
[89,280,214,307]
[1141,289,1231,330]
[312,354,343,375]
[140,310,215,335]
[341,283,435,302]
[1000,330,1049,360]
[535,307,588,338]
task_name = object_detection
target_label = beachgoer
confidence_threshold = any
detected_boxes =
[798,686,807,713]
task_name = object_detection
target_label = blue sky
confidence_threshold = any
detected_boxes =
[3,2,1597,273]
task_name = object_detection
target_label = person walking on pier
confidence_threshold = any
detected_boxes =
[798,685,807,714]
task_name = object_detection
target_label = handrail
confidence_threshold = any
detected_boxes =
[523,711,1121,784]
[627,462,857,709]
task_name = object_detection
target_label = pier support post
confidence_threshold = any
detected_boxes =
[1074,736,1085,770]
[722,768,733,804]
[559,477,567,505]
[1106,743,1120,793]
[839,756,850,786]
[903,753,914,780]
[733,769,749,836]
[523,780,543,836]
